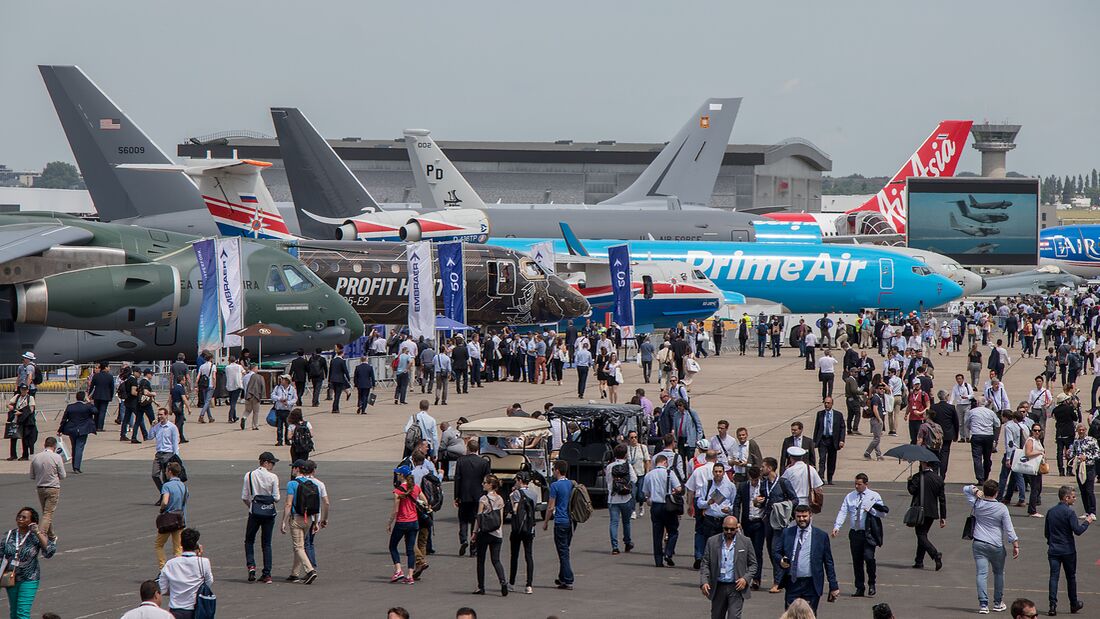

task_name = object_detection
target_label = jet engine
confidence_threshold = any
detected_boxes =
[334,210,417,241]
[399,210,489,243]
[14,263,181,330]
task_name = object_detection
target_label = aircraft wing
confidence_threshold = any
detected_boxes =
[0,223,94,263]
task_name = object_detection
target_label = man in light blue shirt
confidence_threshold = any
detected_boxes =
[433,349,452,406]
[394,349,413,405]
[643,454,683,568]
[150,408,180,498]
[575,343,593,399]
[403,401,439,456]
[964,480,1019,613]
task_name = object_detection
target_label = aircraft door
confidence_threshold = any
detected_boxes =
[878,258,894,290]
[154,312,178,346]
[1053,236,1069,258]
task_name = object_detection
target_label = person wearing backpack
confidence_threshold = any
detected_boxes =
[281,460,324,584]
[306,349,328,407]
[241,451,280,584]
[410,451,440,580]
[605,443,638,555]
[195,352,215,424]
[157,528,213,618]
[508,472,538,594]
[916,412,945,475]
[403,401,438,459]
[472,474,508,596]
[543,460,575,590]
[286,409,314,463]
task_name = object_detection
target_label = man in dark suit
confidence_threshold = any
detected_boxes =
[307,348,328,407]
[352,355,376,415]
[774,504,839,613]
[57,390,97,473]
[288,349,308,406]
[699,515,757,619]
[1044,485,1093,615]
[928,390,959,478]
[906,460,947,570]
[812,397,846,485]
[453,437,490,556]
[328,347,350,413]
[779,422,816,473]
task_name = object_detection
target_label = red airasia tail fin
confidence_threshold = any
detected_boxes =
[847,120,973,233]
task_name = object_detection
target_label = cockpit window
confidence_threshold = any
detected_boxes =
[282,265,315,291]
[911,266,933,276]
[519,258,547,280]
[266,266,287,292]
[692,269,707,280]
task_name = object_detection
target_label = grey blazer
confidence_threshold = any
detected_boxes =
[699,531,757,594]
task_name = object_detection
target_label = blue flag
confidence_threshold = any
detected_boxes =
[192,238,221,358]
[438,241,465,324]
[608,244,634,330]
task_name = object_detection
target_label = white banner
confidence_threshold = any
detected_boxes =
[530,241,556,274]
[215,237,246,348]
[407,241,436,339]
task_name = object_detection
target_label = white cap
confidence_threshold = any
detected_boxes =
[787,446,807,458]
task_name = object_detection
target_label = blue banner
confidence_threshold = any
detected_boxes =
[193,239,221,358]
[438,241,466,325]
[608,244,634,330]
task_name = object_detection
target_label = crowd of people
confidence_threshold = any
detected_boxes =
[7,291,1100,617]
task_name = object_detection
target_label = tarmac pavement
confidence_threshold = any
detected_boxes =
[1,345,1098,617]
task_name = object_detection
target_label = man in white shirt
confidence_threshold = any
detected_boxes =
[710,420,738,469]
[781,447,824,508]
[1026,375,1052,425]
[403,400,439,457]
[949,373,976,441]
[398,335,418,359]
[816,351,837,400]
[120,580,173,618]
[803,330,818,370]
[159,528,213,615]
[887,368,905,437]
[984,376,1011,413]
[150,408,180,499]
[224,357,244,424]
[242,451,281,583]
[831,473,886,597]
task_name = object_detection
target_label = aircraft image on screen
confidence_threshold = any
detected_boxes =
[948,212,1000,237]
[964,243,999,254]
[966,195,1012,209]
[955,201,1009,224]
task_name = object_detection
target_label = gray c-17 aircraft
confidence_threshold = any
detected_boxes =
[955,201,1009,224]
[966,194,1012,209]
[949,212,1000,237]
[0,212,362,364]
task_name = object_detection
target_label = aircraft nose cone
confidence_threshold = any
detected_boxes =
[550,278,590,320]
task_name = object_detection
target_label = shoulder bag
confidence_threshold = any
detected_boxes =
[194,556,216,619]
[664,468,685,516]
[0,531,14,588]
[903,473,926,527]
[156,486,188,534]
[962,506,976,540]
[475,496,502,533]
[248,471,277,519]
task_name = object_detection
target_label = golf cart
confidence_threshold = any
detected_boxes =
[546,404,649,507]
[459,417,551,518]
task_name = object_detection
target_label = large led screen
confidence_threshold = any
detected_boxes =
[906,177,1039,266]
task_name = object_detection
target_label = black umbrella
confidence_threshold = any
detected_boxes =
[883,444,940,463]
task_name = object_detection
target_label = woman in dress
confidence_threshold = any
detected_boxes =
[595,349,610,399]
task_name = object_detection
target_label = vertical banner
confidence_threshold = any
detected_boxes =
[406,241,436,339]
[437,241,466,325]
[608,244,635,339]
[215,237,246,348]
[192,239,222,358]
[530,241,556,274]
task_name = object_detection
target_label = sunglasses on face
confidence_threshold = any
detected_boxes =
[722,527,739,532]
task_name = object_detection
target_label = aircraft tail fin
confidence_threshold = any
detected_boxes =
[403,129,488,212]
[599,97,741,207]
[270,107,381,240]
[119,160,295,240]
[558,222,590,257]
[949,212,961,229]
[38,65,204,222]
[846,120,973,233]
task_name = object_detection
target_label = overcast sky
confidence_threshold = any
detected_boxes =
[2,1,1097,176]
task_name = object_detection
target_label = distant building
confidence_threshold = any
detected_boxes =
[177,136,831,212]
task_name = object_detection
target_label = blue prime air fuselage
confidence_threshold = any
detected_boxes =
[490,238,964,313]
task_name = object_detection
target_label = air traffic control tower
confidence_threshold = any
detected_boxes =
[970,123,1021,178]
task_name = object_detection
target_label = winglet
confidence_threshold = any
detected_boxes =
[559,222,589,257]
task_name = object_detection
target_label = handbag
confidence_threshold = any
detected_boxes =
[903,473,926,527]
[664,467,685,516]
[1039,460,1051,475]
[194,557,216,619]
[962,512,976,540]
[475,500,502,534]
[3,421,18,440]
[248,472,277,519]
[807,466,823,514]
[54,435,70,463]
[265,408,277,427]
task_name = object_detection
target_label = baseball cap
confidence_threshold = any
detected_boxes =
[259,451,279,464]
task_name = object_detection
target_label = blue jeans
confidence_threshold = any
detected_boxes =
[5,578,39,619]
[607,499,634,550]
[275,409,290,445]
[244,513,275,577]
[553,523,574,585]
[1049,553,1078,609]
[973,540,1006,606]
[228,388,241,420]
[389,521,419,568]
[199,387,214,420]
[122,404,147,441]
[305,527,317,567]
[996,455,1025,502]
[69,434,88,471]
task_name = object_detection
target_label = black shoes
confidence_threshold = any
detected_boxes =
[664,556,675,567]
[248,568,256,582]
[853,590,865,597]
[502,582,509,597]
[868,585,876,597]
[303,570,318,584]
[1071,601,1084,614]
[693,559,702,570]
[934,554,943,571]
[459,542,468,557]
